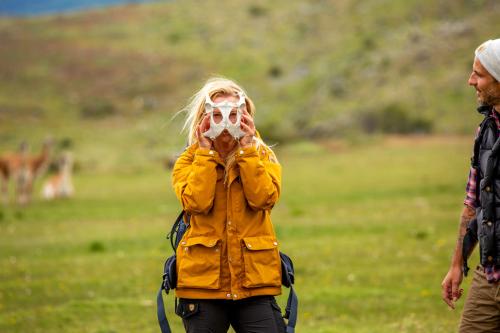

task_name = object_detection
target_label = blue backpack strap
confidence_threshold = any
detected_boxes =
[169,211,186,250]
[280,253,298,333]
[156,285,172,333]
[157,255,177,333]
[284,285,298,333]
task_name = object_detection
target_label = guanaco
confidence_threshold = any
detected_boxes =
[42,152,74,200]
[0,139,53,205]
[0,142,29,205]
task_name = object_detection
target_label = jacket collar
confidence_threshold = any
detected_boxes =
[477,105,494,116]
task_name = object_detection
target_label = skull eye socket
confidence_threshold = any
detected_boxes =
[212,110,223,124]
[228,110,238,124]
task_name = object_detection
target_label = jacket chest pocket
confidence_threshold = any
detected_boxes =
[241,236,281,288]
[177,236,221,289]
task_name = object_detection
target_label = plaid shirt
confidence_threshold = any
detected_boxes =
[464,108,500,282]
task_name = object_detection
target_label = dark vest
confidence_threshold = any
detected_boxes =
[473,106,500,267]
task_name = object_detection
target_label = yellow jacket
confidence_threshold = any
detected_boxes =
[172,142,282,300]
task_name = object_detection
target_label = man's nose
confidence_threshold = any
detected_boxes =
[468,73,476,86]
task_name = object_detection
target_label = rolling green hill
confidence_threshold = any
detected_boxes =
[0,0,499,167]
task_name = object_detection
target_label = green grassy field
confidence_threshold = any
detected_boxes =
[0,135,477,333]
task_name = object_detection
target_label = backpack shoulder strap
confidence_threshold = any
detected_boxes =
[158,210,188,333]
[157,285,172,333]
[169,211,188,251]
[280,254,298,333]
[284,286,298,333]
[157,255,177,333]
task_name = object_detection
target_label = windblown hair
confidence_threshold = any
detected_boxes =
[179,77,272,184]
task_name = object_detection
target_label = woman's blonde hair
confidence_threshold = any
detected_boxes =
[180,77,268,185]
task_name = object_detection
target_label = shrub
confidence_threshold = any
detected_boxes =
[80,99,116,118]
[59,137,73,149]
[359,103,433,134]
[89,241,106,253]
[248,5,267,17]
[268,65,283,78]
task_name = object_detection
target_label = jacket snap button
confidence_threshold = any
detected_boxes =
[247,244,252,248]
[488,256,494,261]
[273,241,278,246]
[239,150,244,155]
[226,293,231,298]
[486,186,491,192]
[488,221,493,226]
[209,150,214,155]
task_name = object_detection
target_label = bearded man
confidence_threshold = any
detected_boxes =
[442,38,500,332]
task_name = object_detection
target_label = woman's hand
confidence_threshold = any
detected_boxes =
[196,115,213,149]
[239,109,256,148]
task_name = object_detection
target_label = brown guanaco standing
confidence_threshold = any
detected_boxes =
[0,139,53,205]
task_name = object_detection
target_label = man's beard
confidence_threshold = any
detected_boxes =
[479,83,500,106]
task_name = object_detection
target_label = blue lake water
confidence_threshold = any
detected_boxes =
[0,0,162,16]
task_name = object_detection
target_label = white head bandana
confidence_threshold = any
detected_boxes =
[475,39,500,82]
[203,91,246,140]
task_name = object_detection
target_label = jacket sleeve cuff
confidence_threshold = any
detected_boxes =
[235,146,259,159]
[464,199,477,209]
[195,147,219,159]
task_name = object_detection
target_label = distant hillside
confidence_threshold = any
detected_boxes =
[0,0,160,16]
[0,0,499,163]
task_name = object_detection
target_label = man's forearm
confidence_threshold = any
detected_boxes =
[450,205,476,267]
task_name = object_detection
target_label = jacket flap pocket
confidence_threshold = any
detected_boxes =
[184,236,219,248]
[242,236,278,251]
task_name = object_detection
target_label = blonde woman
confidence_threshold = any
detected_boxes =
[172,77,286,332]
